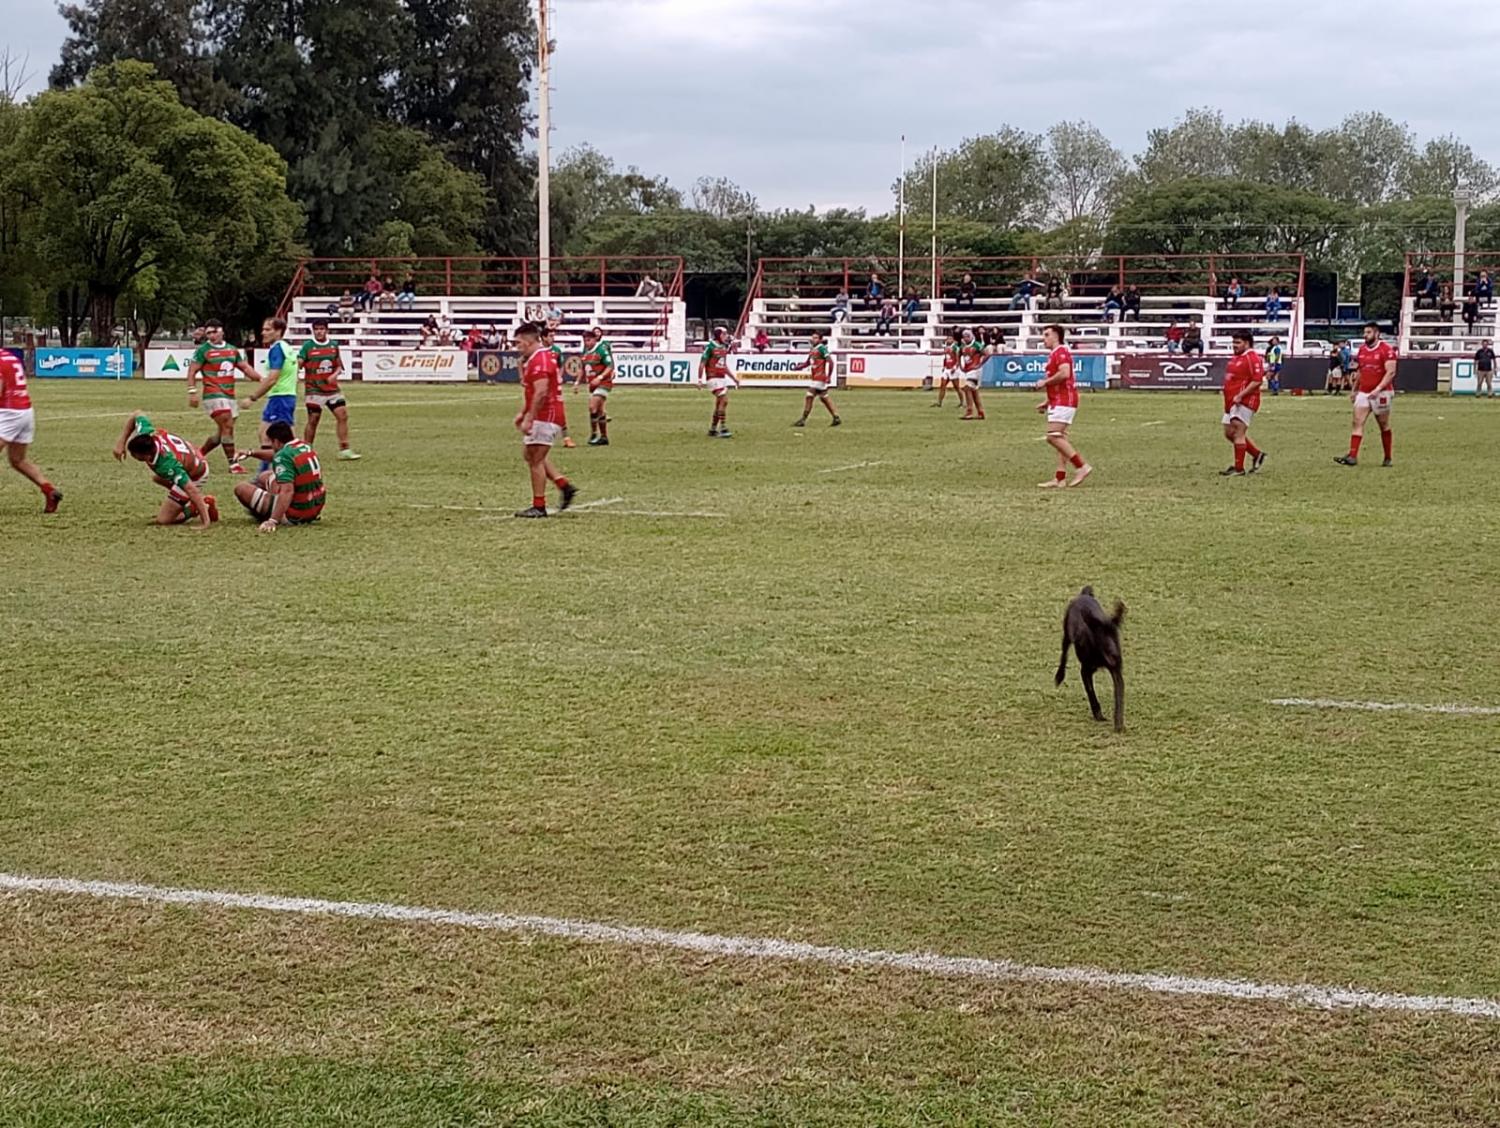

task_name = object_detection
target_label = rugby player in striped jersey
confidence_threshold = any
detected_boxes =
[233,421,326,533]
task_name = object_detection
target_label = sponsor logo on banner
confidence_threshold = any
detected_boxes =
[1118,355,1226,390]
[362,349,468,382]
[727,352,824,388]
[981,353,1107,388]
[614,351,694,384]
[476,350,520,384]
[145,347,197,380]
[34,347,134,378]
[844,352,931,388]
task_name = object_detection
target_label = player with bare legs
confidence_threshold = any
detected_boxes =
[1219,329,1267,476]
[793,331,841,427]
[1036,324,1092,488]
[112,413,216,528]
[187,319,259,475]
[513,321,578,518]
[0,349,62,513]
[935,329,962,408]
[958,329,986,420]
[1335,321,1397,467]
[699,327,738,438]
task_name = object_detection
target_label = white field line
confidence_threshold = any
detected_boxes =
[1141,420,1167,427]
[0,872,1496,1020]
[1270,698,1500,717]
[478,508,727,521]
[817,460,889,475]
[39,398,475,423]
[569,497,626,511]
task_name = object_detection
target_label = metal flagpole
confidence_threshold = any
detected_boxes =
[930,146,938,302]
[537,0,553,299]
[897,135,906,343]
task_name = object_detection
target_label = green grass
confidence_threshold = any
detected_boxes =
[3,382,1499,1126]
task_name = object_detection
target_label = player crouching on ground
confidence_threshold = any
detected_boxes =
[577,326,615,445]
[113,413,216,528]
[792,331,841,427]
[233,422,326,533]
[513,321,578,518]
[299,318,360,460]
[1220,330,1267,476]
[1036,324,1092,489]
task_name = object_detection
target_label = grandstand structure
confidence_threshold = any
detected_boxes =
[735,254,1306,357]
[276,256,686,376]
[1398,251,1500,354]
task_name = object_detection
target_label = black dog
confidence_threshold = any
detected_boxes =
[1055,587,1126,731]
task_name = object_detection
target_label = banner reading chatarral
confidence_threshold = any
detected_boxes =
[361,349,468,382]
[1119,355,1227,390]
[981,353,1107,389]
[34,347,134,379]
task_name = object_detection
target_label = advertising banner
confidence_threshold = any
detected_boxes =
[361,349,468,382]
[145,346,197,380]
[727,353,820,388]
[844,352,929,388]
[981,353,1107,389]
[1119,355,1226,390]
[612,351,697,385]
[34,347,134,379]
[476,350,520,384]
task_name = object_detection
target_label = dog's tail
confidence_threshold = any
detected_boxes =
[1111,601,1126,627]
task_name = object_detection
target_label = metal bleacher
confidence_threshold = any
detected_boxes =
[736,254,1306,357]
[276,256,687,377]
[1397,251,1500,354]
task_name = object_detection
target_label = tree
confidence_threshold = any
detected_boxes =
[1223,120,1330,195]
[551,144,681,253]
[1135,109,1231,185]
[1320,112,1416,206]
[52,0,227,113]
[1400,135,1498,202]
[1046,121,1125,225]
[898,129,1050,228]
[690,176,757,221]
[10,62,301,344]
[356,125,490,256]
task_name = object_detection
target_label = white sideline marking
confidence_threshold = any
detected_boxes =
[817,460,889,475]
[1141,420,1166,427]
[1270,698,1500,717]
[570,497,626,511]
[1,872,1496,1020]
[478,508,727,522]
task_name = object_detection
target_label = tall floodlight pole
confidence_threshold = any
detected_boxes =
[930,146,938,301]
[897,135,906,342]
[537,0,553,298]
[1454,187,1472,291]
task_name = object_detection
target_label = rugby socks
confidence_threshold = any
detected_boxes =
[1244,438,1262,458]
[1381,430,1393,460]
[1055,470,1067,483]
[1069,453,1085,469]
[201,434,221,455]
[1234,442,1248,471]
[598,415,608,440]
[222,440,237,467]
[533,495,546,511]
[1348,434,1363,459]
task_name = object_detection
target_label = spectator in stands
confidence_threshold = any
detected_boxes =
[1225,276,1243,308]
[832,289,850,323]
[380,276,397,311]
[636,274,665,303]
[1009,272,1039,310]
[1122,284,1142,322]
[752,327,770,353]
[1415,269,1440,310]
[437,313,455,346]
[1439,282,1456,323]
[903,286,921,323]
[482,323,503,350]
[876,295,898,335]
[956,273,977,310]
[1182,322,1204,356]
[419,314,440,349]
[1463,288,1480,334]
[338,290,355,320]
[1476,339,1496,397]
[1476,270,1494,307]
[1264,287,1283,321]
[1165,321,1185,354]
[360,270,382,311]
[1102,285,1124,322]
[983,326,1005,352]
[1043,277,1065,311]
[396,277,417,309]
[865,273,884,309]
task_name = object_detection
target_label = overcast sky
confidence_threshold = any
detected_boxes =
[10,0,1500,212]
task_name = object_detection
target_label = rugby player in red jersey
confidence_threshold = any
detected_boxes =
[1219,329,1267,476]
[1335,322,1397,467]
[0,349,62,513]
[698,327,738,437]
[957,329,986,420]
[792,331,842,427]
[1036,324,1092,488]
[513,321,578,518]
[112,413,216,528]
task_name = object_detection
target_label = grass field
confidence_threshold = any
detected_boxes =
[3,381,1499,1126]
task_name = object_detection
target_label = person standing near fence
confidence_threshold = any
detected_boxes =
[1475,339,1495,398]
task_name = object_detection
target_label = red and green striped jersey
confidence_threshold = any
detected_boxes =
[943,342,961,370]
[581,340,614,386]
[192,342,244,399]
[806,343,832,381]
[701,340,731,376]
[132,415,205,487]
[297,338,343,396]
[959,341,985,372]
[272,441,326,521]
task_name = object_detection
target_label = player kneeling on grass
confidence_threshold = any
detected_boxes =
[577,326,615,446]
[792,331,841,427]
[1220,330,1267,476]
[233,422,326,533]
[1036,324,1092,489]
[299,318,360,460]
[113,413,216,529]
[513,321,578,518]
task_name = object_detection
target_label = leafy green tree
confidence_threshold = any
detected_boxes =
[898,129,1050,228]
[1135,109,1231,186]
[550,144,681,254]
[1046,121,1125,224]
[1106,178,1349,263]
[52,0,228,113]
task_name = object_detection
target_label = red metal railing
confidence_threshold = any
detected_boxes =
[277,256,686,319]
[1401,251,1500,296]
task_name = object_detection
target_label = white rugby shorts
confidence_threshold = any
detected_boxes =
[0,407,35,444]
